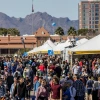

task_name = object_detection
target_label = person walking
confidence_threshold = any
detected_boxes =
[0,79,6,99]
[25,75,31,99]
[36,79,48,100]
[86,76,94,100]
[10,77,17,99]
[50,77,62,100]
[73,75,85,100]
[13,77,26,100]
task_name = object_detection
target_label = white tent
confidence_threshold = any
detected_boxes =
[27,47,41,54]
[69,34,100,55]
[37,43,53,53]
[53,42,65,51]
[76,38,88,45]
[63,38,88,60]
[53,38,88,54]
[28,39,55,54]
[53,39,71,51]
[44,39,55,48]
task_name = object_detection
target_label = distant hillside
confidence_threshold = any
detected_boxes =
[0,12,78,35]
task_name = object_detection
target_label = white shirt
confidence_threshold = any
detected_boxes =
[73,65,80,75]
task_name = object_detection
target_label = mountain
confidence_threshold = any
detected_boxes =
[0,12,78,35]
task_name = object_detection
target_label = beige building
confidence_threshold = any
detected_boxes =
[79,0,100,31]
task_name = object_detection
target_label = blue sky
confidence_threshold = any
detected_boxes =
[0,0,80,20]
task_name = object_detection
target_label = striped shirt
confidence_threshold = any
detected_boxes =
[73,80,85,96]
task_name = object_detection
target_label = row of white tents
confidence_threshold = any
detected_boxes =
[28,38,88,55]
[69,34,100,55]
[27,34,100,65]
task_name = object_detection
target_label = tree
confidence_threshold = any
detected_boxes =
[55,27,64,36]
[0,28,8,36]
[0,28,20,36]
[54,27,64,42]
[77,29,96,36]
[7,28,20,36]
[67,27,77,36]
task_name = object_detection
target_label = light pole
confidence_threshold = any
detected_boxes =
[21,37,26,52]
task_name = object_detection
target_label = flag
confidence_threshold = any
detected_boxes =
[32,4,34,12]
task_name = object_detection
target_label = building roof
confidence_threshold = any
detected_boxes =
[34,27,50,37]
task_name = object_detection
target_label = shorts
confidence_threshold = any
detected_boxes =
[87,89,92,95]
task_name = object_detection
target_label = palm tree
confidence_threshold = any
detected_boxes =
[55,27,64,42]
[67,27,76,36]
[55,27,64,35]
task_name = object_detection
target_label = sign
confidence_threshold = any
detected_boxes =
[48,50,54,56]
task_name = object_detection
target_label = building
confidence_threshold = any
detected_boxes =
[0,27,88,55]
[79,0,100,31]
[0,27,68,54]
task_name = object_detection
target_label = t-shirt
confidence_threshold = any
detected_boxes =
[86,79,94,89]
[51,84,61,99]
[38,64,45,71]
[49,65,55,71]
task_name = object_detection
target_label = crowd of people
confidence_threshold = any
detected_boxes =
[0,55,100,100]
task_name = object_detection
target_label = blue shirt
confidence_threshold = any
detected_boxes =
[63,88,71,100]
[34,81,41,92]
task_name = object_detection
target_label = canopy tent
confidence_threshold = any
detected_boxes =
[53,39,71,54]
[27,47,36,54]
[27,39,55,54]
[37,43,53,53]
[69,34,100,55]
[44,39,55,48]
[53,38,87,54]
[76,38,88,46]
[27,47,41,54]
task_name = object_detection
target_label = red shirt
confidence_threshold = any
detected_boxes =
[49,65,55,70]
[38,64,45,71]
[79,61,83,67]
[51,84,61,99]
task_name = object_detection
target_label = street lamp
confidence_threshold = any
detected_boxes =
[21,37,26,52]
